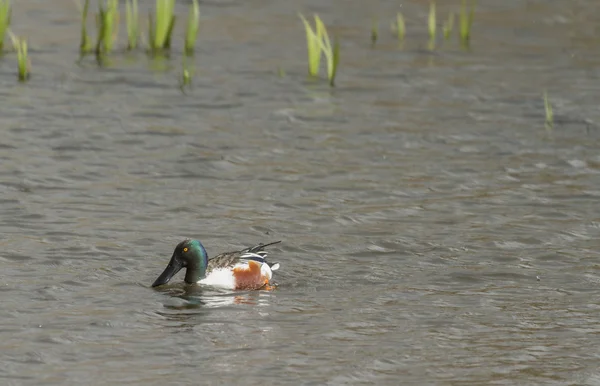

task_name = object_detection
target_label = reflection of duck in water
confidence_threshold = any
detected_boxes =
[152,239,281,290]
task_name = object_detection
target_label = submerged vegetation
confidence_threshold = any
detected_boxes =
[299,13,339,87]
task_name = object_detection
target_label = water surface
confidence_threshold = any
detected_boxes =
[1,0,600,384]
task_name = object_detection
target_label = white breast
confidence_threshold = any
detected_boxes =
[198,268,236,289]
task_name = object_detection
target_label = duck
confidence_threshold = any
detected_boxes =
[151,239,281,290]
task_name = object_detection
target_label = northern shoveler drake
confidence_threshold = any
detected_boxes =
[151,239,281,290]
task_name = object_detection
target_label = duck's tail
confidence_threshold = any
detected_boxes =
[241,241,281,271]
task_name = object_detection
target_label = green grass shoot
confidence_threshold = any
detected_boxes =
[395,12,405,42]
[299,13,322,77]
[543,91,553,128]
[428,1,436,49]
[179,53,194,92]
[184,0,199,55]
[125,0,139,50]
[95,0,119,57]
[16,37,28,81]
[149,0,176,52]
[9,33,29,81]
[443,12,454,40]
[459,0,476,45]
[182,57,191,85]
[79,0,93,54]
[315,16,338,86]
[428,2,436,39]
[0,0,12,51]
[371,17,378,46]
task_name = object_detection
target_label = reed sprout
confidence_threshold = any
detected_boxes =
[428,1,436,50]
[395,12,405,42]
[184,0,199,55]
[16,37,28,81]
[125,0,138,50]
[95,0,119,57]
[314,16,339,86]
[299,14,339,86]
[149,0,175,52]
[543,91,553,128]
[0,0,11,51]
[299,13,322,77]
[9,33,29,81]
[459,0,476,45]
[79,0,93,54]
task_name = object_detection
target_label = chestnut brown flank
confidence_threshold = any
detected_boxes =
[232,261,269,290]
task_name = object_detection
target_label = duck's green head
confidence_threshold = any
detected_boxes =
[152,239,208,287]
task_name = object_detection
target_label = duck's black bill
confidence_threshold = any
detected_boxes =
[152,254,183,287]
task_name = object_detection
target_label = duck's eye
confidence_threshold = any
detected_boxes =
[183,247,189,253]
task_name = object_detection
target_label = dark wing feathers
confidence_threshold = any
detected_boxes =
[206,241,281,271]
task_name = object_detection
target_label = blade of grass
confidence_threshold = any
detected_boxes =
[95,0,119,56]
[164,14,175,49]
[543,90,553,128]
[428,1,436,50]
[126,0,138,50]
[459,0,476,46]
[153,0,175,51]
[299,13,321,77]
[103,0,119,53]
[184,0,199,55]
[315,16,338,86]
[396,12,405,42]
[17,37,28,81]
[0,0,12,51]
[9,32,29,81]
[154,0,168,47]
[79,0,93,54]
[428,1,436,40]
[315,15,331,55]
[148,10,155,49]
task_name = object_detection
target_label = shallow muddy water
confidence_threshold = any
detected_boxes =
[1,0,600,385]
